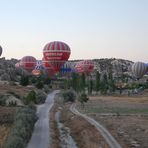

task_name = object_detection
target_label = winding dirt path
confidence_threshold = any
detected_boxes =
[70,103,122,148]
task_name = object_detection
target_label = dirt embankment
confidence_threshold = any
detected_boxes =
[50,102,109,148]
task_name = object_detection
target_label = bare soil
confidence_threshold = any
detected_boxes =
[0,83,36,97]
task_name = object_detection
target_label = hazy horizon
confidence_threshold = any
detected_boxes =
[0,0,148,63]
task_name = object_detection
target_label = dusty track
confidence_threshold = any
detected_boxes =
[70,103,122,148]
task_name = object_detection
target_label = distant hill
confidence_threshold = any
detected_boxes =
[0,57,133,81]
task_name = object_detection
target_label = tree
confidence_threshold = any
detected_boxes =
[78,93,89,108]
[88,79,93,95]
[24,91,36,104]
[71,73,78,91]
[79,73,86,93]
[108,70,115,93]
[20,76,29,86]
[100,73,108,94]
[95,71,101,94]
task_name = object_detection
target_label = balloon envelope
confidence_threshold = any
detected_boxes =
[75,60,94,74]
[43,41,71,72]
[0,46,2,57]
[131,62,147,78]
[20,56,36,72]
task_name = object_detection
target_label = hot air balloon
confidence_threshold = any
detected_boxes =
[43,41,71,72]
[20,56,36,72]
[0,46,2,57]
[32,60,44,76]
[35,60,44,70]
[42,57,55,77]
[75,60,94,74]
[131,62,147,78]
[60,61,72,74]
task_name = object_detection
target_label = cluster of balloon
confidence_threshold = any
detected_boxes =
[20,56,37,73]
[131,62,147,79]
[43,41,71,73]
[0,46,2,57]
[75,60,94,75]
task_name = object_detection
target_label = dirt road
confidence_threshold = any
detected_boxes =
[27,90,59,148]
[70,104,122,148]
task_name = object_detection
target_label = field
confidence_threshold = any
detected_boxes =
[76,92,148,148]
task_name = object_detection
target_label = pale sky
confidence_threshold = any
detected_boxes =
[0,0,148,62]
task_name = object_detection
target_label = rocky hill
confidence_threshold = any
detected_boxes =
[0,57,133,82]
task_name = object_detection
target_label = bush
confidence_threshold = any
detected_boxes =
[4,107,37,148]
[20,76,29,86]
[78,93,89,107]
[62,90,76,102]
[0,95,6,106]
[23,90,36,105]
[35,90,47,104]
[35,81,44,89]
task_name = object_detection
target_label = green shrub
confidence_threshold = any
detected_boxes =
[4,107,37,148]
[23,90,36,105]
[0,96,6,106]
[35,90,47,104]
[78,93,89,107]
[35,81,44,89]
[62,90,76,102]
[20,76,29,86]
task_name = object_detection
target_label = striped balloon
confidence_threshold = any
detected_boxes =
[0,46,2,57]
[131,62,147,78]
[60,61,72,74]
[75,60,94,74]
[43,41,71,72]
[20,56,36,72]
[35,60,44,70]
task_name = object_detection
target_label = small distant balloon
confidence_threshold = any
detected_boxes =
[75,60,94,74]
[131,62,147,78]
[15,62,20,69]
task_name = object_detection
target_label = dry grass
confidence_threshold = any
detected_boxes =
[0,125,11,148]
[0,84,36,97]
[89,95,148,104]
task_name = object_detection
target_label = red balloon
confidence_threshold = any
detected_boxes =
[75,60,94,74]
[20,56,36,72]
[42,57,56,77]
[43,41,71,72]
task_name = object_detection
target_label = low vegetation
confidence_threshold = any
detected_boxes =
[62,90,76,103]
[4,107,37,148]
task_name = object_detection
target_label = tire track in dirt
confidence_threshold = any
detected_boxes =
[70,103,122,148]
